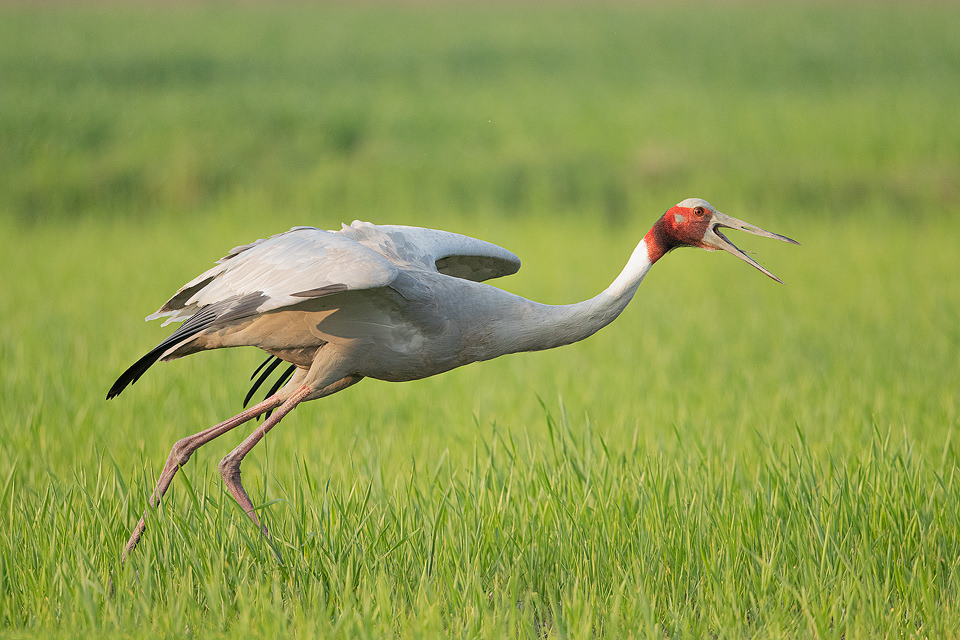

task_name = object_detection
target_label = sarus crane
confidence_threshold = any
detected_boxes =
[109,198,797,559]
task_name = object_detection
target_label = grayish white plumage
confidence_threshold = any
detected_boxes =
[109,198,797,560]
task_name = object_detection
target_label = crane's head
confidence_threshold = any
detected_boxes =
[655,198,799,283]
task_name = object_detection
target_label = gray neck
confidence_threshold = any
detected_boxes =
[480,239,654,357]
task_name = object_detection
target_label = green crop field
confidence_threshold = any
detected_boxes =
[1,2,959,638]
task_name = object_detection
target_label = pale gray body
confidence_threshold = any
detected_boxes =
[188,271,527,386]
[138,220,641,402]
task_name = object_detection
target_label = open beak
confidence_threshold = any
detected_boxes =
[701,211,800,284]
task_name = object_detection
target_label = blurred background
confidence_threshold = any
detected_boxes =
[2,2,960,635]
[1,1,957,503]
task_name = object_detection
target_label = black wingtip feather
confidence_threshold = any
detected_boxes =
[244,356,284,408]
[250,354,276,381]
[261,364,296,421]
[106,306,223,401]
[106,344,167,399]
[243,356,296,420]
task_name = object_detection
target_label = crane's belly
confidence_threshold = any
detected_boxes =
[209,299,467,381]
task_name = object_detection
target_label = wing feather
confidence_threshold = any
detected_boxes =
[147,227,399,326]
[339,221,520,282]
[108,221,520,400]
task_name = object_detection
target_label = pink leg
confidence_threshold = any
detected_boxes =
[122,394,283,561]
[217,376,362,534]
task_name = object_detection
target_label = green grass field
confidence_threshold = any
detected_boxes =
[2,2,959,638]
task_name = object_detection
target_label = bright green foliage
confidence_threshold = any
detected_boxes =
[1,3,959,638]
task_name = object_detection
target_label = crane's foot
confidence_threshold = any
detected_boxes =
[119,395,284,563]
[219,452,286,564]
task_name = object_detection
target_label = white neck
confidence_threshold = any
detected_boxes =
[487,239,655,356]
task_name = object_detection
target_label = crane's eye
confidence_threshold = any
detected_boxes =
[693,206,706,217]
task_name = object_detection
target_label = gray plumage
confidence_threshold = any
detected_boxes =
[108,221,522,398]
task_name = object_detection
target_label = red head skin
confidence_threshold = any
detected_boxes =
[641,198,799,282]
[643,203,713,263]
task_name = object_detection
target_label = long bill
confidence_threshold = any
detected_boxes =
[701,211,800,284]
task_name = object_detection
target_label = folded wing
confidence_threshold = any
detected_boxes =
[339,221,521,283]
[109,222,521,400]
[148,227,400,327]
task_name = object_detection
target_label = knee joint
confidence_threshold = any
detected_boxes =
[171,438,194,467]
[217,454,238,481]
